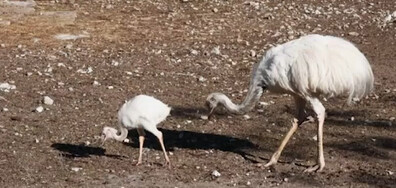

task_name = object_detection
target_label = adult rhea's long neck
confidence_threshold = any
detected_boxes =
[220,84,263,114]
[112,127,128,142]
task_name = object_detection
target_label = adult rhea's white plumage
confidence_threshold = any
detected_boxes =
[206,34,374,172]
[102,95,171,167]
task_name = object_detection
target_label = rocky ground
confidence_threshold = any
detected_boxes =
[0,0,396,187]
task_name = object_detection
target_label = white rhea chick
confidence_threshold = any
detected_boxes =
[101,95,171,167]
[206,34,374,172]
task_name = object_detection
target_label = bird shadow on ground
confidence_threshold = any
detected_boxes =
[328,136,396,160]
[123,128,259,163]
[326,118,393,129]
[283,104,393,128]
[170,106,206,119]
[170,105,230,119]
[51,143,126,159]
[352,170,396,188]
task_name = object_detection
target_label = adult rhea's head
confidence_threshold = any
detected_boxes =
[101,126,117,146]
[205,92,226,118]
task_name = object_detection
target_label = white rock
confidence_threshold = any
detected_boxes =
[352,97,360,102]
[350,116,355,121]
[390,117,395,121]
[77,67,93,74]
[259,102,270,106]
[2,108,9,112]
[54,34,89,40]
[71,167,82,172]
[384,15,392,22]
[111,60,119,66]
[247,1,259,9]
[211,46,221,55]
[190,49,199,55]
[0,83,16,92]
[93,81,101,86]
[348,32,359,36]
[211,170,221,177]
[250,50,256,57]
[43,96,54,105]
[198,76,206,82]
[107,86,114,89]
[35,106,44,113]
[388,170,394,175]
[243,114,251,120]
[312,135,318,141]
[123,138,130,143]
[200,115,208,120]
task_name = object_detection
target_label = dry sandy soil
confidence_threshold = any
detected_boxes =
[1,0,396,187]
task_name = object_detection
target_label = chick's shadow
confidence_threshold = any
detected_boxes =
[124,128,258,163]
[51,143,126,159]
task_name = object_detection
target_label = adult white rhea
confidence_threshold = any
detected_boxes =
[101,95,171,167]
[206,34,374,172]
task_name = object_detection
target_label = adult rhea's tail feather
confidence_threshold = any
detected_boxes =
[346,63,375,105]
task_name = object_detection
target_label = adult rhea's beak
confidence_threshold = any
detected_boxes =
[207,106,215,120]
[100,134,106,147]
[205,100,215,120]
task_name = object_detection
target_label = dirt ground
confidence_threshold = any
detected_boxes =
[1,0,396,187]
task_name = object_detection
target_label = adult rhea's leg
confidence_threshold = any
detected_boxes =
[263,118,299,167]
[136,128,146,166]
[263,97,307,167]
[146,126,170,167]
[304,98,326,172]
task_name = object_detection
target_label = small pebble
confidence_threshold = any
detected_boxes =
[93,81,101,86]
[35,106,44,113]
[43,96,54,105]
[348,32,359,36]
[243,114,251,120]
[211,170,221,177]
[71,167,82,172]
